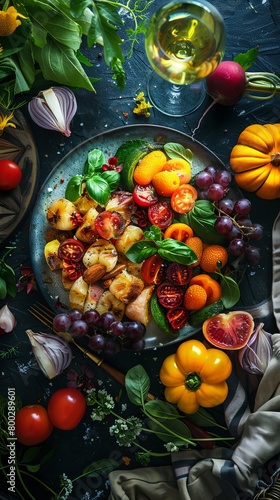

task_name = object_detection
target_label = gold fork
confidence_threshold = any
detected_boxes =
[28,302,127,387]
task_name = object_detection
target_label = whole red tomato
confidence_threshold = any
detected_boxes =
[0,159,22,190]
[15,405,53,446]
[47,388,86,430]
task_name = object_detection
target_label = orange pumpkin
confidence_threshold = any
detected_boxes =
[229,123,280,200]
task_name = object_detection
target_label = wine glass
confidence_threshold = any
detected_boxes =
[145,0,226,116]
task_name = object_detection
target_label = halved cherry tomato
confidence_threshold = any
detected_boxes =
[58,238,85,263]
[156,282,183,309]
[133,183,158,207]
[148,201,174,230]
[95,211,126,239]
[166,262,193,286]
[164,222,193,241]
[171,184,198,214]
[141,254,165,284]
[63,261,85,280]
[167,307,189,330]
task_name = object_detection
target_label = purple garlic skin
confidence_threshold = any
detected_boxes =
[0,304,16,334]
[238,322,273,375]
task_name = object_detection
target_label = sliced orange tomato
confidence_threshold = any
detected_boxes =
[164,222,194,241]
[171,184,198,215]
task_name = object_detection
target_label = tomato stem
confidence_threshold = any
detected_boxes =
[185,372,201,391]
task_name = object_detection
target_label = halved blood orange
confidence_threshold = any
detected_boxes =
[202,311,254,350]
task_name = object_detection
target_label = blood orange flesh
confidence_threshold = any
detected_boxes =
[202,311,254,350]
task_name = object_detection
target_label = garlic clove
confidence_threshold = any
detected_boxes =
[28,86,77,137]
[238,322,273,375]
[26,329,73,379]
[0,304,17,334]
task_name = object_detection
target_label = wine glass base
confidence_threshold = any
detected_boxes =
[147,72,206,117]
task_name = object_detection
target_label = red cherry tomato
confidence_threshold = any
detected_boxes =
[0,159,22,190]
[171,184,198,214]
[58,238,85,263]
[166,262,193,286]
[47,388,86,430]
[148,201,174,230]
[95,211,126,239]
[141,254,165,284]
[131,207,149,228]
[62,261,85,280]
[167,306,189,330]
[132,183,158,207]
[156,282,183,309]
[15,405,53,446]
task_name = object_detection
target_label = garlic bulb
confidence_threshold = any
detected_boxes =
[238,323,273,375]
[26,329,73,379]
[0,304,16,334]
[28,87,77,137]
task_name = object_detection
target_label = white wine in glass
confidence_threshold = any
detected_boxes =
[145,0,226,116]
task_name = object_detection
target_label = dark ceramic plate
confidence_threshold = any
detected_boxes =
[0,110,38,247]
[30,124,240,349]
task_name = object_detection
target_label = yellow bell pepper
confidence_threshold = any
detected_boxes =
[159,339,232,414]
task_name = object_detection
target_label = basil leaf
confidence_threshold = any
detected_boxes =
[125,365,150,406]
[181,200,225,244]
[65,174,83,201]
[126,241,158,263]
[100,170,121,192]
[1,264,16,297]
[164,142,193,163]
[85,149,105,175]
[0,277,7,300]
[86,176,111,206]
[158,239,198,265]
[144,400,181,419]
[144,225,162,243]
[148,418,192,446]
[220,275,240,308]
[83,458,119,478]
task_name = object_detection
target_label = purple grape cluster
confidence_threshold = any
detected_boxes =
[195,166,264,265]
[53,309,146,355]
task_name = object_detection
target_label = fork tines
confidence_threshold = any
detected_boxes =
[28,302,55,331]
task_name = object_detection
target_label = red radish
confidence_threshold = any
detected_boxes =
[206,61,246,106]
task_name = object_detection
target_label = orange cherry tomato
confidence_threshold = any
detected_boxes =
[164,222,193,241]
[170,184,198,215]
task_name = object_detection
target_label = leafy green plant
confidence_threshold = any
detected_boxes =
[0,0,152,108]
[0,247,16,300]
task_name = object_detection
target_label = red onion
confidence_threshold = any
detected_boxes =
[28,86,77,136]
[238,323,273,375]
[26,329,73,379]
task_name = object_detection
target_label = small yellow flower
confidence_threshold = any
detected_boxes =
[0,46,3,53]
[0,112,16,137]
[133,92,153,118]
[0,6,26,36]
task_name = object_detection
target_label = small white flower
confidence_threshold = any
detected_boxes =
[164,442,180,453]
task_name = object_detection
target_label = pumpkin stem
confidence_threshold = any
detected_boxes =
[271,152,280,166]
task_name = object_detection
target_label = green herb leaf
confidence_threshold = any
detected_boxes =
[144,400,181,419]
[219,274,240,308]
[0,276,7,300]
[2,264,16,297]
[86,176,111,206]
[65,174,83,202]
[233,47,259,71]
[100,170,121,192]
[83,458,119,478]
[181,200,225,244]
[125,365,150,406]
[164,142,193,163]
[85,149,106,175]
[158,239,198,265]
[148,418,192,446]
[125,241,158,263]
[21,447,41,464]
[144,225,162,243]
